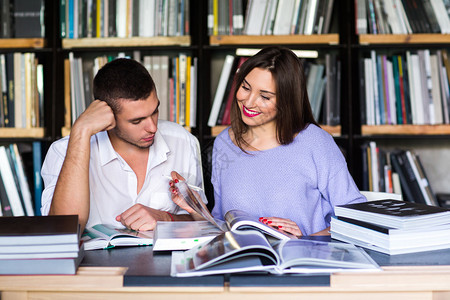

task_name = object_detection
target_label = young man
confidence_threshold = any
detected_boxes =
[41,58,203,232]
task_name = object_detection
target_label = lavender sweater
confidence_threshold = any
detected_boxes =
[211,124,366,235]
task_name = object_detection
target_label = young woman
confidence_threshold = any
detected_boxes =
[209,46,365,236]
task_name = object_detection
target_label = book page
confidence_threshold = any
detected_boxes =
[184,230,278,272]
[175,180,226,230]
[224,209,296,240]
[275,239,380,272]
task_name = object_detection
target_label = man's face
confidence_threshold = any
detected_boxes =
[111,91,160,149]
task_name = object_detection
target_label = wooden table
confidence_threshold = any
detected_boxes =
[1,265,450,299]
[2,242,450,300]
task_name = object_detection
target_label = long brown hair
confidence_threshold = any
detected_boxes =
[230,46,318,151]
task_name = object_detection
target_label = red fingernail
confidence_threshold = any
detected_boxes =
[169,182,174,187]
[278,225,283,229]
[259,217,263,221]
[268,221,272,224]
[174,179,179,183]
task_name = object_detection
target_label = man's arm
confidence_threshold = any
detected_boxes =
[49,100,115,231]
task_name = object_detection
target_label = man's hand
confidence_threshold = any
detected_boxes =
[71,100,116,137]
[115,204,172,231]
[169,171,206,221]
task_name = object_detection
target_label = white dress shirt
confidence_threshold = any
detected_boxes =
[41,120,204,229]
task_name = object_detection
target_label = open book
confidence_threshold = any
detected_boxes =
[81,224,153,250]
[175,180,296,239]
[154,180,296,251]
[171,230,380,277]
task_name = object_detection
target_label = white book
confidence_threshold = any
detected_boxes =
[263,0,279,35]
[178,53,187,126]
[139,0,156,37]
[419,50,434,124]
[116,0,127,37]
[13,53,23,128]
[303,0,318,34]
[189,57,198,128]
[370,51,381,125]
[406,51,417,124]
[208,55,235,127]
[364,58,375,125]
[272,0,296,35]
[394,0,412,33]
[386,59,397,125]
[430,0,450,33]
[382,0,404,33]
[0,146,24,216]
[243,0,269,35]
[356,0,368,34]
[430,53,444,124]
[9,144,33,216]
[290,0,302,34]
[392,172,402,195]
[369,141,380,192]
[410,53,425,124]
[437,51,450,123]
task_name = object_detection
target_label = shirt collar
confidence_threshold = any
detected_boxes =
[97,131,117,166]
[97,129,170,169]
[148,128,170,170]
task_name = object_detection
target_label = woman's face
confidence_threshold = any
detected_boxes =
[236,67,277,129]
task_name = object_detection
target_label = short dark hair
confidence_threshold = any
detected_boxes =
[230,46,318,151]
[93,58,155,112]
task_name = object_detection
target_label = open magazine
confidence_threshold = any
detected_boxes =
[174,180,296,240]
[171,230,381,277]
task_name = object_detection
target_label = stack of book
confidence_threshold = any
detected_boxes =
[330,199,450,255]
[0,215,84,275]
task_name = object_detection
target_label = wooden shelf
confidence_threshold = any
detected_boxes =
[0,128,45,138]
[362,125,450,135]
[62,36,191,49]
[0,38,45,49]
[210,34,339,46]
[211,125,341,137]
[321,125,341,136]
[359,34,450,45]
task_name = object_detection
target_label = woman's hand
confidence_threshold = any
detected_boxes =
[259,217,303,237]
[169,171,206,221]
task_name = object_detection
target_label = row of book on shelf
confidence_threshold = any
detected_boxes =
[61,0,190,39]
[360,49,450,126]
[66,51,197,130]
[0,53,44,129]
[0,142,43,217]
[355,0,450,34]
[208,0,336,36]
[361,141,439,207]
[208,51,341,127]
[0,0,45,38]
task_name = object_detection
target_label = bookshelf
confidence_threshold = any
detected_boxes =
[351,0,450,196]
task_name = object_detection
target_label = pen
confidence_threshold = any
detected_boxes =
[162,175,203,191]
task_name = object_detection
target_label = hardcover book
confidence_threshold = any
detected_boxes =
[331,216,450,255]
[0,243,85,275]
[81,223,154,250]
[171,230,380,277]
[0,215,79,245]
[12,0,45,38]
[334,199,450,229]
